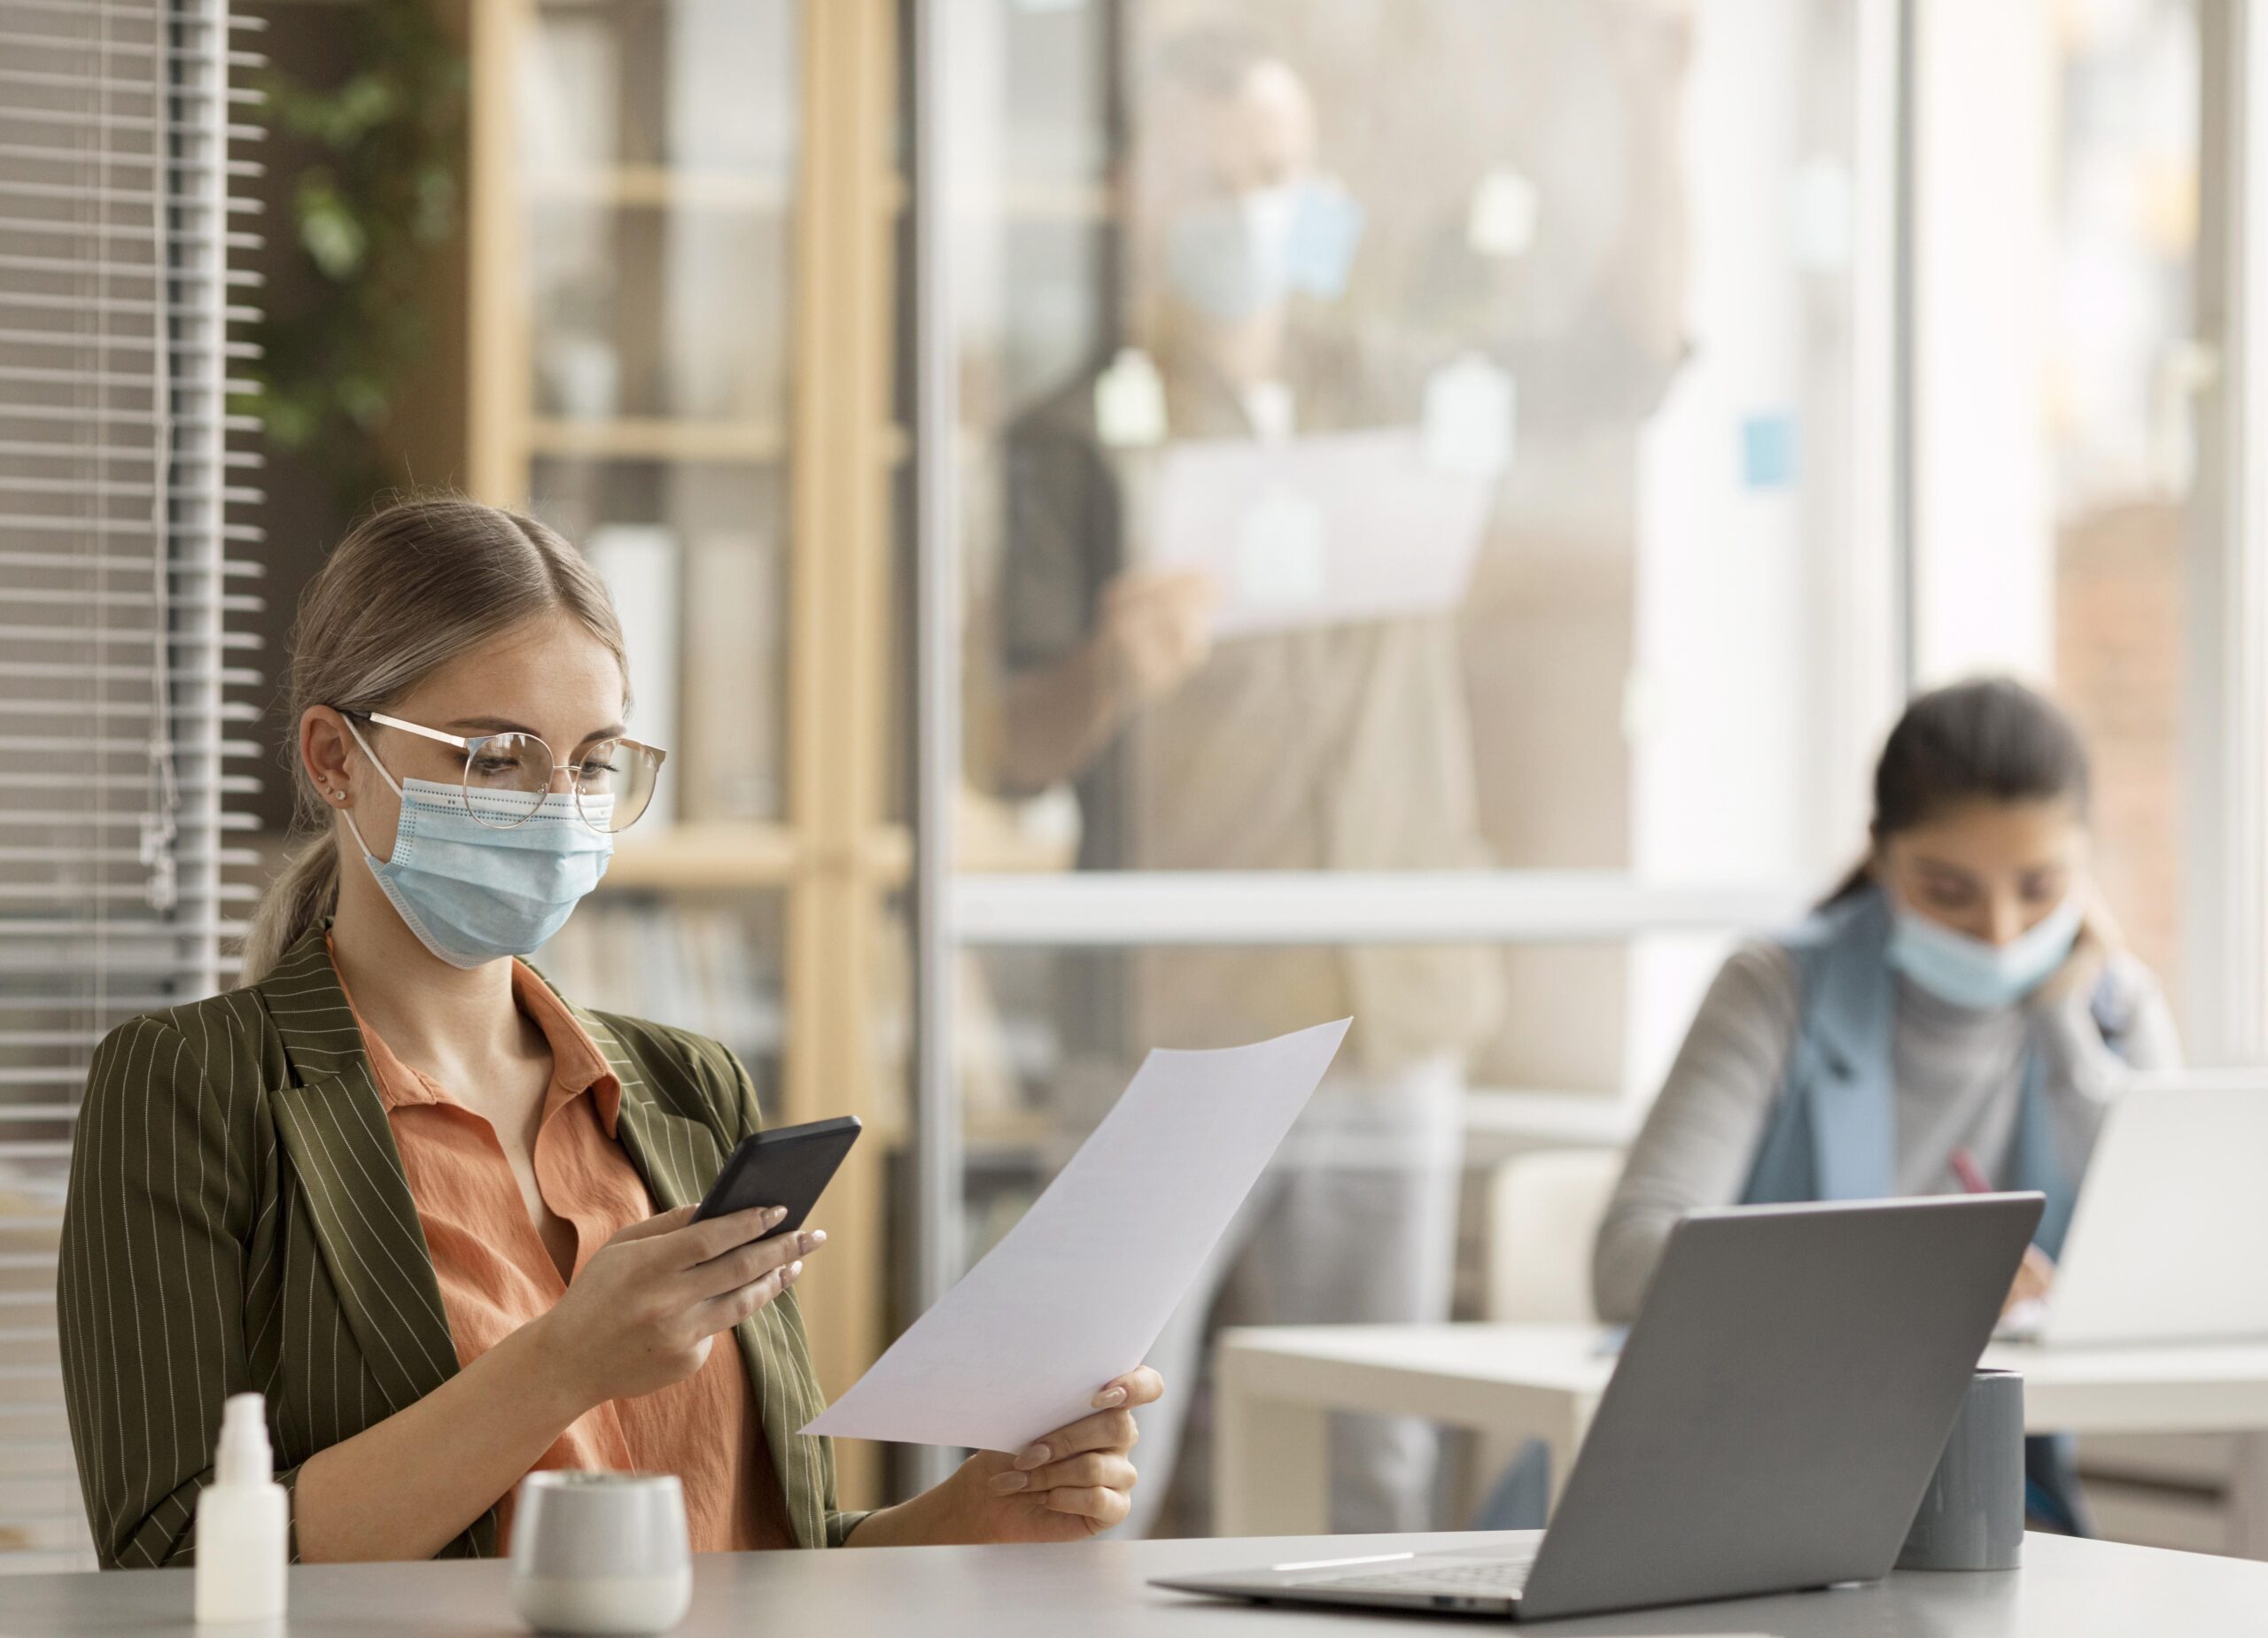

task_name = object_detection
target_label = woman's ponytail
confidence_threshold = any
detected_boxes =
[240,836,342,986]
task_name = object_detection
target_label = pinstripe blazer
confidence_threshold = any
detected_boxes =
[57,921,859,1568]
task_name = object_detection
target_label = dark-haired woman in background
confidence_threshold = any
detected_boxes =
[1592,678,2180,1533]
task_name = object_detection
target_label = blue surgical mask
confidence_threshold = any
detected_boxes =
[1167,176,1366,324]
[1886,895,2083,1012]
[339,718,612,969]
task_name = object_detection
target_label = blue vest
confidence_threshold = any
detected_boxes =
[1736,887,2123,1258]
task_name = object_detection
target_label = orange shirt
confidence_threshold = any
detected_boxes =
[328,940,796,1552]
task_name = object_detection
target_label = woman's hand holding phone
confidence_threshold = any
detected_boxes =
[533,1204,826,1410]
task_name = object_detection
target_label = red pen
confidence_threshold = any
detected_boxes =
[1948,1147,1992,1195]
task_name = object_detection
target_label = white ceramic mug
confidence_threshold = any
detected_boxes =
[509,1471,693,1635]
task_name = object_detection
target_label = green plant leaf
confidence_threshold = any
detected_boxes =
[248,0,467,512]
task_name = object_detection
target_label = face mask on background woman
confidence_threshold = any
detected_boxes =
[1885,894,2084,1012]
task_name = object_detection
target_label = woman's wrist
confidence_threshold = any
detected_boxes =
[844,1480,977,1549]
[843,1499,921,1548]
[500,1310,600,1431]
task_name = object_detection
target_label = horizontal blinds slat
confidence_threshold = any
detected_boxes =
[0,478,163,500]
[0,919,247,937]
[0,664,263,686]
[0,884,260,904]
[0,176,261,213]
[0,517,265,540]
[0,252,260,291]
[0,105,262,142]
[0,327,264,358]
[0,695,264,717]
[0,624,265,648]
[0,1,266,28]
[0,32,264,70]
[0,848,260,866]
[0,551,260,573]
[0,1001,190,1017]
[0,66,258,105]
[0,141,262,180]
[0,811,257,831]
[0,221,263,257]
[0,0,161,17]
[0,586,264,610]
[9,772,258,793]
[0,733,261,751]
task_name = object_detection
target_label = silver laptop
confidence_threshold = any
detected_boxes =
[2008,1075,2268,1347]
[1154,1192,2041,1621]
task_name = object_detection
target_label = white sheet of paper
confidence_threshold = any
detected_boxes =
[1151,431,1493,640]
[802,1019,1351,1452]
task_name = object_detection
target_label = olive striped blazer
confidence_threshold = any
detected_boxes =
[56,921,859,1567]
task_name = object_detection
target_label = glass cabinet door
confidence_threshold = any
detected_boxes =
[504,0,805,1098]
[511,0,800,835]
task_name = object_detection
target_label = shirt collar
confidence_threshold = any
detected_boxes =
[324,935,624,1136]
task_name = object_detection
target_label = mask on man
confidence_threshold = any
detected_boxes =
[1166,175,1366,324]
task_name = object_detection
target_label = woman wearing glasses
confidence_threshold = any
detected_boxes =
[58,496,1159,1567]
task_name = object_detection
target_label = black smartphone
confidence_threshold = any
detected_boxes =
[693,1114,863,1236]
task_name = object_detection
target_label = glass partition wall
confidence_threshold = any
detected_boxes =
[911,0,1902,1515]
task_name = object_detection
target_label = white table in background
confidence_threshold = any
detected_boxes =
[9,1530,2268,1636]
[1215,1321,2268,1538]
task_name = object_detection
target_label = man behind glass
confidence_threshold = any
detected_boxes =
[990,27,1502,1536]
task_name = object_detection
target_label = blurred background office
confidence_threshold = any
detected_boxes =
[1,0,2253,1572]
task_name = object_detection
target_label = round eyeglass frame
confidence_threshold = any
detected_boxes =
[346,710,667,835]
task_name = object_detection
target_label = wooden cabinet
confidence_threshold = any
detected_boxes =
[465,0,904,1508]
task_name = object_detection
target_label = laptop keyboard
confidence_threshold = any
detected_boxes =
[1317,1542,1542,1597]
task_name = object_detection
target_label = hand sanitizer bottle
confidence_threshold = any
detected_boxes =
[195,1393,287,1624]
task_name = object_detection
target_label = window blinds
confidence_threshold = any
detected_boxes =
[0,0,262,1572]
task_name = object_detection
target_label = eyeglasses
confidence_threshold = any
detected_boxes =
[348,710,666,835]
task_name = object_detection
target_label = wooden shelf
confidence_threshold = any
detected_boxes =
[526,166,910,218]
[597,821,918,892]
[529,417,787,462]
[528,165,792,212]
[599,820,800,891]
[997,177,1115,222]
[594,814,1072,894]
[527,418,912,467]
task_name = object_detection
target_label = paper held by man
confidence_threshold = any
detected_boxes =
[1148,430,1495,640]
[803,1019,1351,1454]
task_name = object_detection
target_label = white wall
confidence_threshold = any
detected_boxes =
[1911,0,2057,686]
[1627,0,1823,1098]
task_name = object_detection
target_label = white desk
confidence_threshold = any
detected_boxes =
[1216,1322,2268,1537]
[6,1531,2268,1636]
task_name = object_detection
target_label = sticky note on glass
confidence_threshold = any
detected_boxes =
[1094,347,1167,448]
[1424,353,1517,477]
[1742,414,1799,489]
[1467,167,1542,260]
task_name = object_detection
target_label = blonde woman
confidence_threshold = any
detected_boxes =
[58,496,1159,1566]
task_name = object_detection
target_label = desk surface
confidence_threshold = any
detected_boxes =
[7,1532,2268,1635]
[1222,1323,2268,1430]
